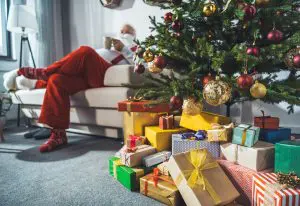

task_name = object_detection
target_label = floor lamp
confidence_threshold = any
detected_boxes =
[7,5,38,126]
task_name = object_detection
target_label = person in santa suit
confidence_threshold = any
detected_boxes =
[3,24,137,152]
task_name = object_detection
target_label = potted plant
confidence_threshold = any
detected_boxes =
[0,93,12,142]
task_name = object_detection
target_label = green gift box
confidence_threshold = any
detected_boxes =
[116,165,145,191]
[275,140,300,176]
[232,124,260,147]
[108,156,120,177]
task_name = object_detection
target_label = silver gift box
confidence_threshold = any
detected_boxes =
[172,134,220,158]
[142,151,171,167]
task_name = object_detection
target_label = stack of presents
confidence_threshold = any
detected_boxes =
[108,100,300,206]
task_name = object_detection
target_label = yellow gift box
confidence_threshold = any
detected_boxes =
[207,123,234,142]
[145,126,187,152]
[123,112,160,142]
[180,111,231,131]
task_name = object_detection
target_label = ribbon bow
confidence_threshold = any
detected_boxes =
[128,135,142,148]
[185,149,222,204]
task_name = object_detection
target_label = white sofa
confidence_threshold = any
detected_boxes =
[11,65,143,139]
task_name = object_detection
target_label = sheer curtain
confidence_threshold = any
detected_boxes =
[27,0,63,68]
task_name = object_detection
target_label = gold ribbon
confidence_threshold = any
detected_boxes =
[241,129,247,146]
[113,159,123,178]
[176,149,222,205]
[211,122,234,130]
[126,96,143,112]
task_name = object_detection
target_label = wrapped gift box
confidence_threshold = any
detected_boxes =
[159,115,174,130]
[168,149,240,206]
[254,111,279,129]
[120,145,156,167]
[260,128,291,144]
[142,151,171,167]
[218,160,273,206]
[145,126,187,152]
[126,135,146,148]
[232,124,260,147]
[275,140,300,176]
[118,100,170,113]
[116,165,145,191]
[109,156,121,178]
[252,173,300,206]
[123,112,160,142]
[207,123,234,142]
[172,134,220,158]
[180,111,231,131]
[157,162,170,176]
[221,141,274,171]
[140,172,183,206]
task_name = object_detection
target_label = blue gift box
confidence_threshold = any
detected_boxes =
[172,134,220,158]
[232,124,260,147]
[259,128,291,144]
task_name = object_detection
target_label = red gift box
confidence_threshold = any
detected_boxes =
[159,115,174,130]
[252,173,300,206]
[254,110,279,129]
[218,160,273,206]
[118,100,170,113]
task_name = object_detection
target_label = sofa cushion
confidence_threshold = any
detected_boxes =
[12,87,134,108]
[104,65,143,86]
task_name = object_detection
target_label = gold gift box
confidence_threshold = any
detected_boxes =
[123,112,160,142]
[140,173,183,206]
[145,126,188,152]
[207,123,234,142]
[168,149,240,206]
[180,111,231,131]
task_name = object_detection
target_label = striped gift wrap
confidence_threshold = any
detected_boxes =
[252,173,300,206]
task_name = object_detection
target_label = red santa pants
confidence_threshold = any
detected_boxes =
[35,46,111,129]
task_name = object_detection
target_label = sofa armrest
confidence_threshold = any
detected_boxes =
[104,65,144,86]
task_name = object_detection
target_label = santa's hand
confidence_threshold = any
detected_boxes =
[112,39,124,51]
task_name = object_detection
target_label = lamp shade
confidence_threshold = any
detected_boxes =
[7,5,38,34]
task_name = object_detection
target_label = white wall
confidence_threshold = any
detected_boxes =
[64,0,164,52]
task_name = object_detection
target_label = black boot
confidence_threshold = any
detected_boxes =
[24,128,41,139]
[33,128,51,140]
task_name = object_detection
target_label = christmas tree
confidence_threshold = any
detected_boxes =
[133,0,300,115]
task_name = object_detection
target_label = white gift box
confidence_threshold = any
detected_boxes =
[221,141,274,171]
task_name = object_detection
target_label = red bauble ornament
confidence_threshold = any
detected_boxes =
[203,73,214,86]
[154,56,167,69]
[164,12,173,23]
[170,96,183,110]
[237,73,254,89]
[267,29,283,42]
[243,5,256,20]
[293,54,300,67]
[172,20,183,31]
[246,46,260,57]
[134,64,145,74]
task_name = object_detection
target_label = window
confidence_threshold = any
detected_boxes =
[0,0,12,59]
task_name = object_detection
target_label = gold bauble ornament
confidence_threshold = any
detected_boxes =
[143,49,154,62]
[255,0,270,7]
[250,81,267,99]
[203,2,217,17]
[203,76,232,106]
[148,62,163,74]
[182,97,203,115]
